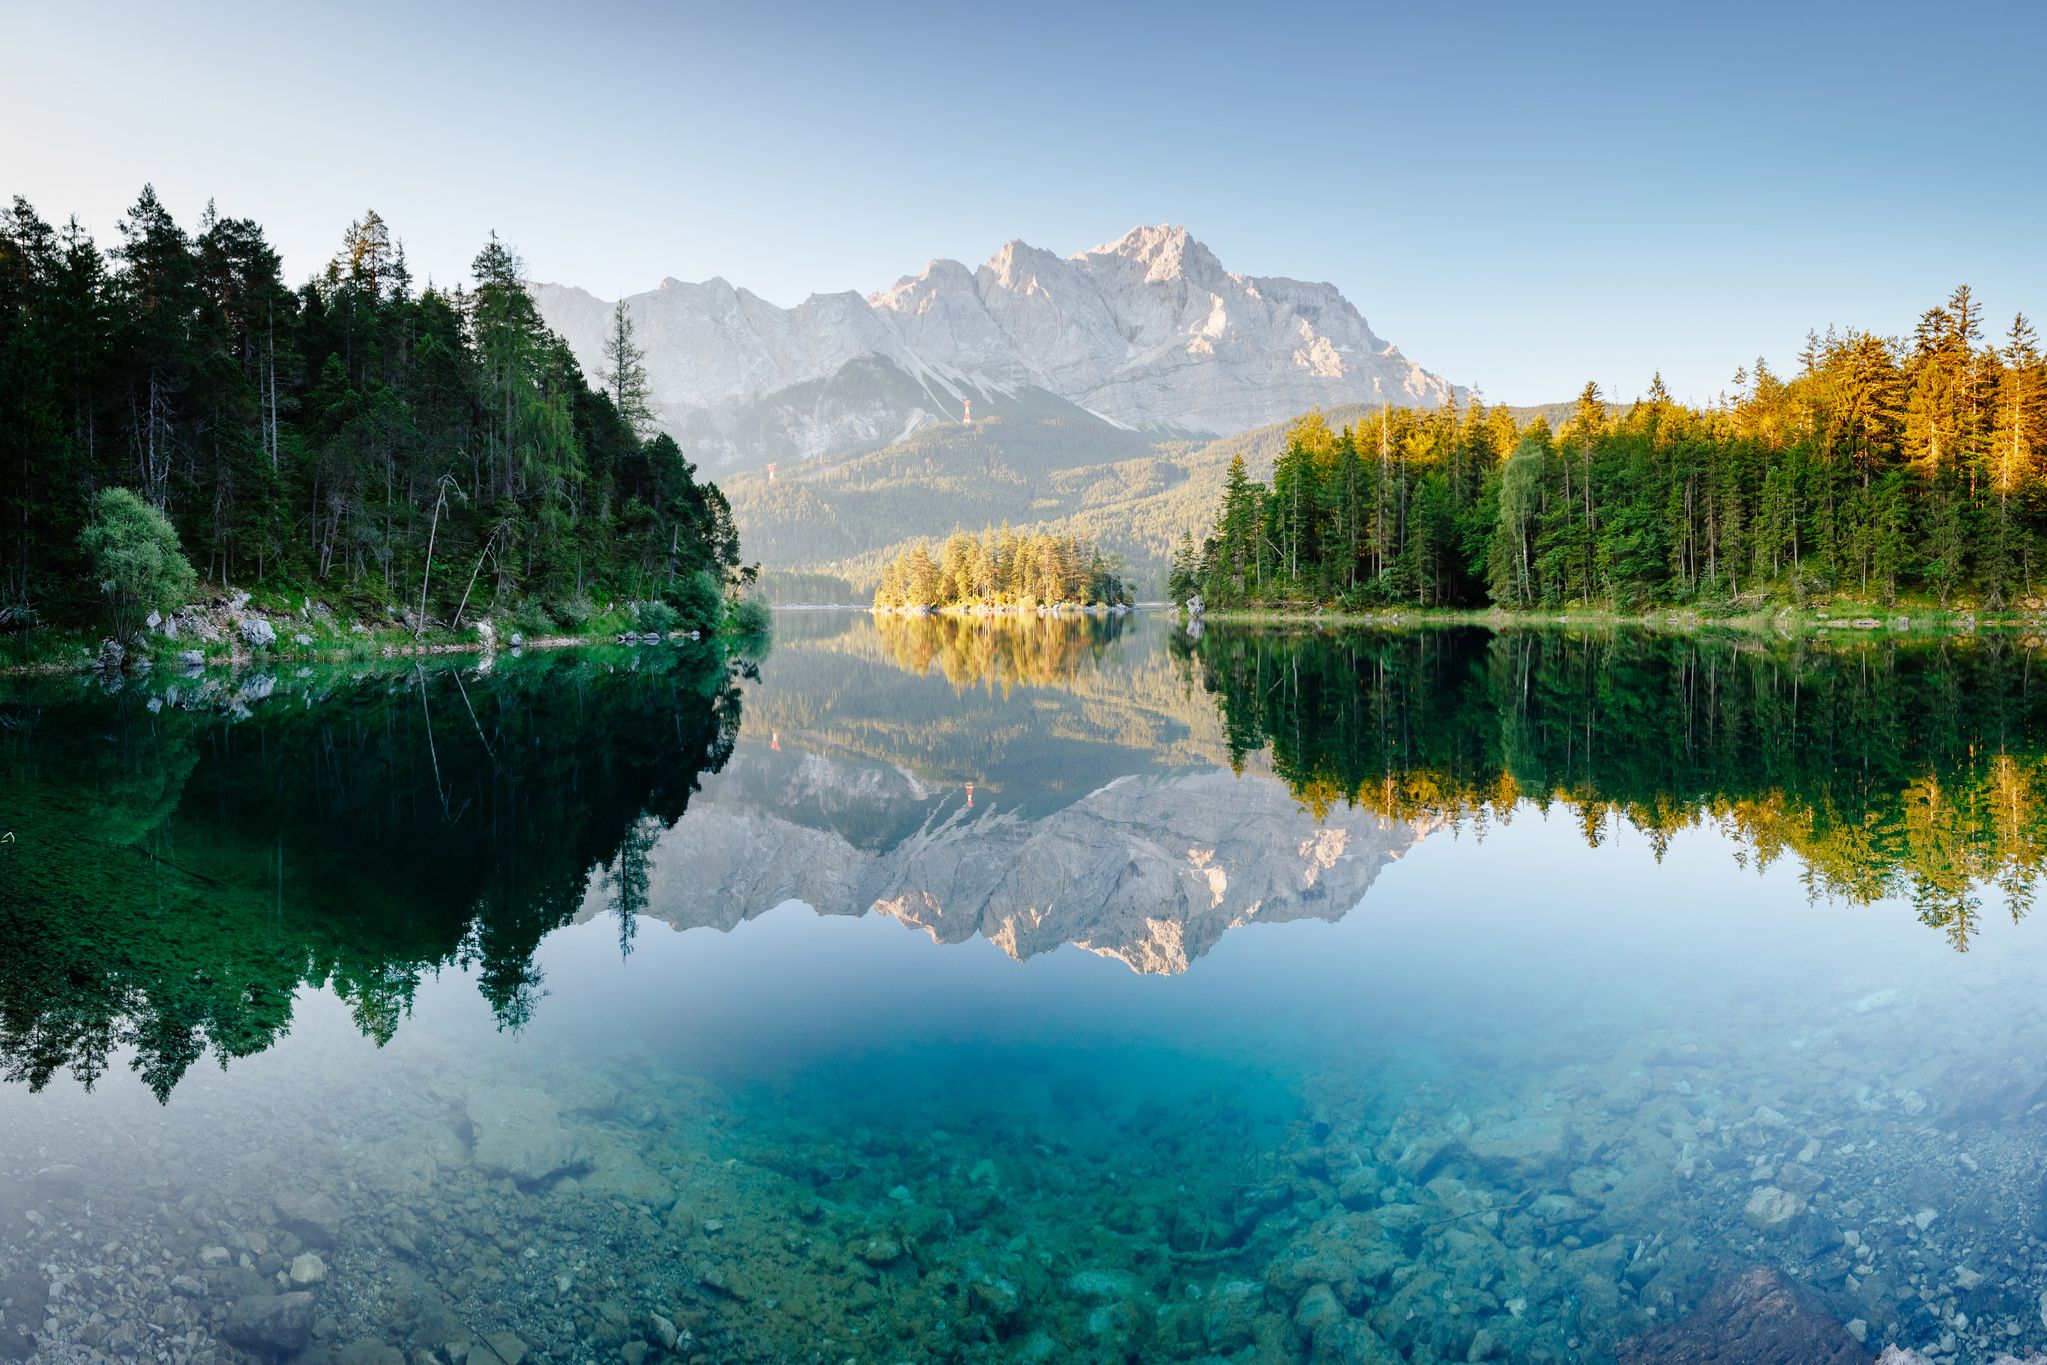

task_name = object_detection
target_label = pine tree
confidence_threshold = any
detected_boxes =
[599,299,654,437]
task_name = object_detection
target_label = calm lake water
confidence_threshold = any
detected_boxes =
[4,611,2047,1364]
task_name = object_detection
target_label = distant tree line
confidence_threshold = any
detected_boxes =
[0,188,747,633]
[874,525,1133,608]
[1173,288,2047,611]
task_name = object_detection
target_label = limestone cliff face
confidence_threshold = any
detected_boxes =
[533,225,1453,470]
[602,758,1427,975]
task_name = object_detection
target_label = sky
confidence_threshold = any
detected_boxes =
[5,0,2044,405]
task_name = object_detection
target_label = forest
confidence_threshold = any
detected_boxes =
[0,188,748,639]
[1174,288,2047,612]
[872,525,1133,609]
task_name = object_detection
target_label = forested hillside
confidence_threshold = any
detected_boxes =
[1180,291,2046,612]
[0,189,745,637]
[726,393,1576,598]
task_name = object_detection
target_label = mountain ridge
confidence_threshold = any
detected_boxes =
[532,225,1455,472]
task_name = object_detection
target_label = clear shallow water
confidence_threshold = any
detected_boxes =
[4,615,2047,1364]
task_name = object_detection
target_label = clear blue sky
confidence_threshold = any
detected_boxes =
[5,0,2042,405]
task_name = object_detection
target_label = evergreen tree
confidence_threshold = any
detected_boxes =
[599,298,654,437]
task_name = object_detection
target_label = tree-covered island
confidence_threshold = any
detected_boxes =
[872,526,1133,611]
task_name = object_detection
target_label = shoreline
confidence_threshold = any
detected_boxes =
[1183,602,2047,636]
[1,624,758,679]
[794,598,2044,636]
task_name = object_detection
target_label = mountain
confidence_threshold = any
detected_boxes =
[532,225,1454,473]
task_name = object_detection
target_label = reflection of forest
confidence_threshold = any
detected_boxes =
[869,610,1132,691]
[1176,626,2047,949]
[734,612,1233,821]
[0,650,746,1099]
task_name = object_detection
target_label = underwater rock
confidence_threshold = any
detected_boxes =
[1293,1282,1344,1337]
[481,1331,530,1364]
[1462,1115,1571,1175]
[224,1291,317,1356]
[1065,1268,1140,1302]
[1335,1165,1380,1208]
[1269,1211,1405,1309]
[1776,1162,1825,1198]
[1201,1278,1268,1353]
[1617,1267,1865,1363]
[465,1085,585,1183]
[1744,1185,1807,1230]
[0,1268,46,1360]
[1308,1315,1402,1365]
[333,1344,405,1365]
[649,1313,679,1350]
[273,1188,345,1246]
[581,1146,676,1210]
[858,1235,903,1267]
[968,1277,1021,1329]
[289,1252,327,1285]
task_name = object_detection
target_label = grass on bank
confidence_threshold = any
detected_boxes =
[1,593,773,675]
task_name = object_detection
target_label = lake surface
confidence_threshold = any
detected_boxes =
[4,612,2047,1364]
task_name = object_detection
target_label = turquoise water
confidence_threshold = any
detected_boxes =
[2,613,2045,1363]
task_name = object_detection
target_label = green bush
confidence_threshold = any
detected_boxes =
[637,599,680,634]
[670,570,724,633]
[78,488,197,639]
[726,596,772,639]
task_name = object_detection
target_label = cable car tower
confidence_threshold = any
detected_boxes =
[962,399,972,426]
[764,461,778,483]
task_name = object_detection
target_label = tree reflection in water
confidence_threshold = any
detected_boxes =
[0,648,747,1100]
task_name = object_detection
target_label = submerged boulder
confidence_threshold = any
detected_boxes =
[1461,1114,1572,1175]
[1743,1184,1806,1230]
[1617,1267,1867,1363]
[224,1291,316,1356]
[466,1084,584,1183]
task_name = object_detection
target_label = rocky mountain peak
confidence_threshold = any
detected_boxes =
[1082,223,1219,285]
[532,225,1456,469]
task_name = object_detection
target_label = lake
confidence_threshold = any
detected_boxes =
[3,611,2046,1364]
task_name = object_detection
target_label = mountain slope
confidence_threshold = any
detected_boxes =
[533,225,1455,473]
[737,400,1593,597]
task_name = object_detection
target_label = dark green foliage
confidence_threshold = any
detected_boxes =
[0,190,741,628]
[1191,297,2047,611]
